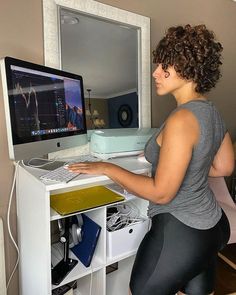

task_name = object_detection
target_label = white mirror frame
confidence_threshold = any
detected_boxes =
[43,0,151,129]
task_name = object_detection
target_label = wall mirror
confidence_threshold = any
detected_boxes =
[60,8,139,130]
[43,0,151,133]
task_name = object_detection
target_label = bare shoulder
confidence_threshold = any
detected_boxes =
[163,108,200,145]
[166,108,199,130]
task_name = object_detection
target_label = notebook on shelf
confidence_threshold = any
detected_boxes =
[50,185,125,216]
[71,213,101,267]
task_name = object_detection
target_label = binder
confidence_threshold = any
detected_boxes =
[71,214,101,267]
[50,186,125,215]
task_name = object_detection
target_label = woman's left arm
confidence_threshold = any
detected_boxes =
[209,132,235,177]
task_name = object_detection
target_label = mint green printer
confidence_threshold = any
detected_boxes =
[90,128,157,159]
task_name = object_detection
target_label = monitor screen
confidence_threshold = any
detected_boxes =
[1,56,88,161]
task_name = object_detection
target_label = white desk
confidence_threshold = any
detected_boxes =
[16,157,151,295]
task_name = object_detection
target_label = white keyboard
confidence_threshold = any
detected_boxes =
[40,154,101,183]
[72,154,101,162]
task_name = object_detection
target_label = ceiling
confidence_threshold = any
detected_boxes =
[60,9,139,98]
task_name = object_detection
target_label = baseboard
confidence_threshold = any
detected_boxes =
[218,252,236,270]
[218,244,236,270]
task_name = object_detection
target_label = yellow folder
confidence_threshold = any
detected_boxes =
[50,186,125,215]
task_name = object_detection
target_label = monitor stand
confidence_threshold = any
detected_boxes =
[51,217,78,285]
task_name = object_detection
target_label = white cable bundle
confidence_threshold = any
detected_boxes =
[106,202,146,232]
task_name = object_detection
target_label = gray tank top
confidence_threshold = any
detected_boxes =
[145,100,227,229]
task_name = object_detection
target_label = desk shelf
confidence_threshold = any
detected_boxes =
[16,157,151,295]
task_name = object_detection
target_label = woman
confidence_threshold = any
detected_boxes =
[67,24,235,295]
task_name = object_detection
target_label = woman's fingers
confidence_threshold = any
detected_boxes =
[65,162,106,175]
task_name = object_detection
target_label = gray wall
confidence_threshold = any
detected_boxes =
[0,0,235,294]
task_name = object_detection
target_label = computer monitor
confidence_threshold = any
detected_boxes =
[0,56,88,161]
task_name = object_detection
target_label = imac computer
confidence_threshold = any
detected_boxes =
[0,57,88,162]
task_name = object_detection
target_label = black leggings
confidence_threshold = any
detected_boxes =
[130,211,230,295]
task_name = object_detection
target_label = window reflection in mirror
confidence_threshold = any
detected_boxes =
[60,8,139,130]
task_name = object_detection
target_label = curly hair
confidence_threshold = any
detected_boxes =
[153,24,223,94]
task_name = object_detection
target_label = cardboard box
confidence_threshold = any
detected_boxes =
[106,219,149,258]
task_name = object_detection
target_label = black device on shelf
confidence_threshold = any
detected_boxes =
[52,280,77,295]
[51,217,78,285]
[52,284,71,295]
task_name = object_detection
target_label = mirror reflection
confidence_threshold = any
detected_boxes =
[60,8,139,130]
